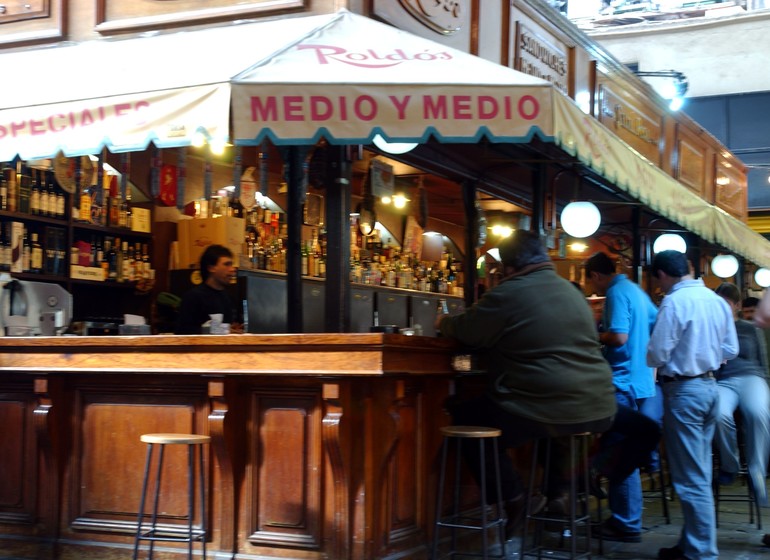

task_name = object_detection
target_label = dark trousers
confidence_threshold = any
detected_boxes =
[448,395,660,504]
[448,394,613,503]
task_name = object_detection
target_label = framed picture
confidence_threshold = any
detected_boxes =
[303,193,324,227]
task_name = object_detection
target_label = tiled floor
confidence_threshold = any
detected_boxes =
[501,475,770,559]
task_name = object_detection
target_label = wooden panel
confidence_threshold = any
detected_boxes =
[69,385,208,532]
[388,390,421,540]
[597,80,663,166]
[715,152,748,221]
[95,0,305,33]
[0,0,49,23]
[675,128,709,196]
[248,389,321,548]
[0,395,35,523]
[0,0,63,46]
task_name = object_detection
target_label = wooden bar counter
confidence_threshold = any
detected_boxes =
[0,334,460,560]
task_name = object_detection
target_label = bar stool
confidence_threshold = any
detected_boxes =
[642,454,672,524]
[521,433,596,560]
[133,433,210,560]
[713,446,762,530]
[431,426,506,560]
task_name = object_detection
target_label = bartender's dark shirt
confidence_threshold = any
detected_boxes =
[175,284,235,334]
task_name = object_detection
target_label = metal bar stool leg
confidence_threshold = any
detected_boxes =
[479,438,489,560]
[492,438,506,557]
[187,444,195,559]
[199,441,207,559]
[431,437,449,559]
[148,444,165,560]
[133,442,154,560]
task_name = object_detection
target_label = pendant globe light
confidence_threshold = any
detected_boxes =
[755,267,770,288]
[711,254,739,279]
[560,201,601,238]
[653,233,687,254]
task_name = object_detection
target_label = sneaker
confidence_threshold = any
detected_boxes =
[504,492,547,540]
[593,519,641,543]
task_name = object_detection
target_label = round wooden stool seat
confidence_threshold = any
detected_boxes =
[439,425,502,438]
[140,433,211,445]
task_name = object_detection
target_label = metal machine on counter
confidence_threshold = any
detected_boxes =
[0,276,72,336]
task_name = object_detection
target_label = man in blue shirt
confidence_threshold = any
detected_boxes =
[648,250,738,560]
[586,251,659,543]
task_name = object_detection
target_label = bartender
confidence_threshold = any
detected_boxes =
[175,244,242,334]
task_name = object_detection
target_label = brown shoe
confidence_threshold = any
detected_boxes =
[763,534,770,547]
[504,492,547,540]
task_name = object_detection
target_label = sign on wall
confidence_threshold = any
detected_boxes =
[514,22,569,94]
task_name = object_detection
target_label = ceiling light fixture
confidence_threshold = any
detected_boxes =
[372,134,419,155]
[634,70,689,111]
[711,254,739,279]
[652,233,687,254]
[755,268,770,288]
[560,201,601,238]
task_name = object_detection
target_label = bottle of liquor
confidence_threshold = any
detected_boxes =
[79,182,91,224]
[133,244,141,280]
[6,163,17,213]
[22,229,31,272]
[108,237,119,281]
[123,188,132,229]
[39,170,49,217]
[109,177,120,227]
[0,225,8,271]
[29,170,40,215]
[0,171,7,211]
[17,164,31,214]
[141,243,150,279]
[121,241,131,281]
[101,239,111,280]
[30,232,43,273]
[94,237,104,268]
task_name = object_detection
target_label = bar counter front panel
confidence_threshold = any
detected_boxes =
[0,334,464,560]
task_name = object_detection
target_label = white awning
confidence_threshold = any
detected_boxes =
[1,9,767,267]
[0,14,331,160]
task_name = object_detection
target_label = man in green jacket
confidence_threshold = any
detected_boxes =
[436,230,617,535]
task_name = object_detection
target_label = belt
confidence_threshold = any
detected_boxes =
[660,371,715,383]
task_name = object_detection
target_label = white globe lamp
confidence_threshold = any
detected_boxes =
[372,134,418,155]
[711,254,739,279]
[653,233,687,254]
[560,201,601,238]
[755,267,770,288]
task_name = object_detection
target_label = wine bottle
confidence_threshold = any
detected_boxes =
[30,232,43,273]
[22,229,31,272]
[30,170,40,215]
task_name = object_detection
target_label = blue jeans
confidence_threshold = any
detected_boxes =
[608,389,661,532]
[639,386,664,471]
[715,374,770,506]
[661,376,719,560]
